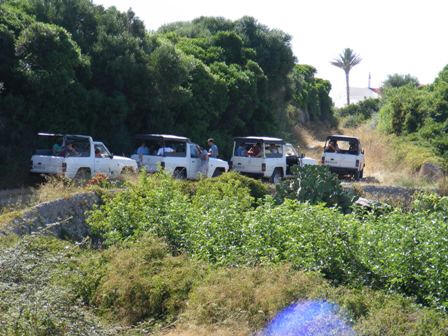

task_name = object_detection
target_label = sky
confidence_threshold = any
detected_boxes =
[93,0,448,106]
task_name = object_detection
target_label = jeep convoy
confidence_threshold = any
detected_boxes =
[30,132,364,183]
[230,136,317,183]
[130,134,229,179]
[30,133,138,180]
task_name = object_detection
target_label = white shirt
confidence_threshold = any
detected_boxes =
[157,147,174,156]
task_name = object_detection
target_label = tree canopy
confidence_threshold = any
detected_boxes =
[0,0,334,187]
[382,73,420,89]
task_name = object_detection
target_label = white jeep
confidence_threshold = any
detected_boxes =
[321,135,365,180]
[131,134,229,179]
[230,136,317,183]
[30,133,138,180]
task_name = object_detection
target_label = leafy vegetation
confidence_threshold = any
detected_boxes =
[383,73,420,89]
[0,0,334,188]
[276,165,355,211]
[88,172,448,311]
[377,66,448,163]
[3,173,448,335]
[336,98,381,128]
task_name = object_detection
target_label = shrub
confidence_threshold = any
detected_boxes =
[88,171,191,250]
[87,173,448,309]
[195,171,269,202]
[275,165,355,211]
[336,98,381,128]
[184,265,329,330]
[77,234,207,325]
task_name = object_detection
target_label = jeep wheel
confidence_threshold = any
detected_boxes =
[354,170,361,181]
[212,168,224,177]
[121,166,134,175]
[74,168,91,183]
[270,168,283,184]
[173,167,187,180]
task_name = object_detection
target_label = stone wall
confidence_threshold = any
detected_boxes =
[0,192,101,241]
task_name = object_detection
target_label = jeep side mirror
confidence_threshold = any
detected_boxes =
[109,154,114,159]
[300,153,305,159]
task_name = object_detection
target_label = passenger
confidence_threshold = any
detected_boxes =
[268,143,279,154]
[156,145,174,156]
[136,142,149,164]
[207,138,219,158]
[326,140,339,153]
[247,143,262,157]
[349,142,358,153]
[52,143,63,156]
[95,148,102,158]
[235,144,247,157]
[136,142,150,156]
[62,143,78,157]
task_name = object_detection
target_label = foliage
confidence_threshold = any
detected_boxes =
[336,98,381,128]
[383,73,419,89]
[88,171,191,249]
[74,234,207,325]
[288,64,335,124]
[275,165,355,211]
[377,66,448,163]
[4,183,448,334]
[194,171,269,201]
[0,236,107,335]
[0,1,334,187]
[88,173,448,310]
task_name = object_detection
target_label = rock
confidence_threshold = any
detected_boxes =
[419,162,444,181]
[2,192,101,241]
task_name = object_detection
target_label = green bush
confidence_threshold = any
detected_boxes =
[88,171,191,250]
[75,234,207,325]
[336,98,381,128]
[275,165,356,211]
[87,173,448,309]
[195,171,269,202]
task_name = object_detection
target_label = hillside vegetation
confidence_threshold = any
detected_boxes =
[0,0,334,188]
[329,69,448,186]
[2,171,448,335]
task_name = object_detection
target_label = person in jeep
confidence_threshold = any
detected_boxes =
[326,140,339,153]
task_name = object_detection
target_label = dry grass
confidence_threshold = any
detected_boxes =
[156,324,251,336]
[294,122,443,187]
[342,125,441,186]
[32,176,86,204]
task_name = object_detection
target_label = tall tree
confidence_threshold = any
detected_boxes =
[383,73,419,89]
[331,48,361,105]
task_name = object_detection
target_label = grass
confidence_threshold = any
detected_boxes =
[295,122,444,188]
[2,202,448,335]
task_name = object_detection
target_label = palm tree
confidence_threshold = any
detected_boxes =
[331,48,362,105]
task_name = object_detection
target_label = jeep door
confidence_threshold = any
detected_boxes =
[188,144,203,179]
[264,142,284,176]
[94,143,112,176]
[231,141,253,173]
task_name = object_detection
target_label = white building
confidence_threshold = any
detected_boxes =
[333,87,380,107]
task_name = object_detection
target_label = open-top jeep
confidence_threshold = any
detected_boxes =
[322,135,365,179]
[131,134,229,179]
[30,133,137,180]
[230,136,317,183]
